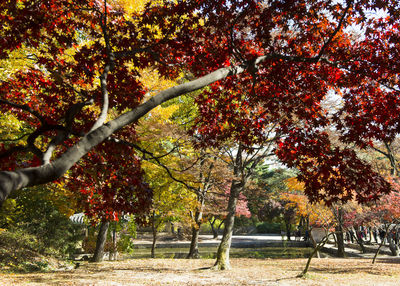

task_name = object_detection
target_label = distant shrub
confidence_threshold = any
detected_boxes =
[256,222,281,234]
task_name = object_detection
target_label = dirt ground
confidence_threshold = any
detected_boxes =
[1,257,400,285]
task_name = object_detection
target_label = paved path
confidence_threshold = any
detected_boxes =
[322,241,400,260]
[132,233,308,248]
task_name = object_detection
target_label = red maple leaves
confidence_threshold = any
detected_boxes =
[1,0,400,207]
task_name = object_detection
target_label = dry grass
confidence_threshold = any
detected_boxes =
[1,257,400,285]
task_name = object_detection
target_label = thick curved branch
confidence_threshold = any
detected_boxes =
[0,58,264,204]
[1,49,343,203]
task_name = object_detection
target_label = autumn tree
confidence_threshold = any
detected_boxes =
[209,143,273,269]
[64,137,152,262]
[1,2,400,272]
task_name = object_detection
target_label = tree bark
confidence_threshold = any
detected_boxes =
[0,57,269,206]
[110,226,117,261]
[336,229,345,257]
[209,217,219,239]
[187,223,201,259]
[213,181,241,270]
[300,232,334,277]
[336,207,346,258]
[285,222,292,241]
[92,220,110,262]
[151,212,157,258]
[372,224,391,264]
[188,187,206,259]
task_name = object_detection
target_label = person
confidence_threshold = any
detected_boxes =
[372,228,378,244]
[379,228,386,244]
[356,229,363,242]
[346,231,351,243]
[295,227,301,241]
[303,229,309,242]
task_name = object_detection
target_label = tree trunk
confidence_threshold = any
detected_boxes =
[188,202,204,258]
[336,207,346,257]
[209,217,219,239]
[336,229,345,257]
[372,224,391,264]
[109,227,117,261]
[151,212,157,258]
[300,232,334,277]
[285,222,292,241]
[308,228,320,258]
[92,220,110,262]
[187,224,201,259]
[213,181,241,270]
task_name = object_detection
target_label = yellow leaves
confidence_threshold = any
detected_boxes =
[0,46,36,80]
[47,181,79,217]
[284,177,334,227]
[116,0,163,14]
[286,177,305,192]
[0,112,27,146]
[140,68,177,97]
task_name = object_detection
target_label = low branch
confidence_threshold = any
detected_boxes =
[0,56,268,205]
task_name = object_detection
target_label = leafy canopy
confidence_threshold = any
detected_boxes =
[1,0,400,206]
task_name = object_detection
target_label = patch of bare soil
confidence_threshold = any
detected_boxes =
[1,257,400,285]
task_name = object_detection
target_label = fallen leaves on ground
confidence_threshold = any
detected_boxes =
[1,257,400,285]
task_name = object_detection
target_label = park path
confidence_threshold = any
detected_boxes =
[132,233,308,249]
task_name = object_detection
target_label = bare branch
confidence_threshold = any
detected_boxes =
[107,137,198,191]
[316,1,353,60]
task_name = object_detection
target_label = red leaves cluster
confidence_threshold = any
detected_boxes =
[68,141,152,224]
[276,128,392,205]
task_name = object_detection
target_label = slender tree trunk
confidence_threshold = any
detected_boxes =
[372,224,391,264]
[110,227,117,261]
[151,212,157,258]
[209,217,219,239]
[213,181,241,270]
[92,220,110,262]
[336,207,346,257]
[187,224,201,259]
[188,203,204,258]
[300,233,334,277]
[217,220,224,235]
[308,228,320,258]
[188,188,206,259]
[285,222,292,241]
[336,229,345,257]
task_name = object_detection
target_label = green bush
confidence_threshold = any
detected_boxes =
[0,229,51,272]
[4,186,84,258]
[256,222,281,234]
